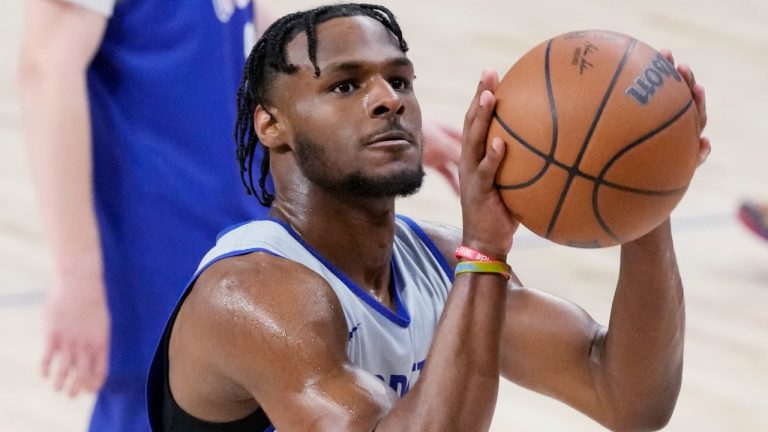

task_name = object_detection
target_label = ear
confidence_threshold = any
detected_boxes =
[254,104,288,150]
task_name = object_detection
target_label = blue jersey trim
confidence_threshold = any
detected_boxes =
[264,426,276,432]
[189,247,283,283]
[395,215,455,283]
[268,218,412,328]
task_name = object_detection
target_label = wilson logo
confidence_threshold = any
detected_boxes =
[625,53,682,105]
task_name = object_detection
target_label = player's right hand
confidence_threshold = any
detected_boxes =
[458,70,518,260]
[42,271,110,397]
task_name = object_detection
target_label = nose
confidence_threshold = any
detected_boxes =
[366,78,405,119]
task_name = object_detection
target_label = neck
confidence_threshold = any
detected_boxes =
[269,185,397,304]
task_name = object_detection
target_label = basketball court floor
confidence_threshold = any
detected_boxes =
[1,0,766,430]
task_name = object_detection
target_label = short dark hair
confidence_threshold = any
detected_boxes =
[234,3,409,207]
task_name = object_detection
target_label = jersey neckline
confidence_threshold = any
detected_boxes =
[267,217,412,328]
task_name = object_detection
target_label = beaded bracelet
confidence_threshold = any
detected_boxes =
[454,260,511,280]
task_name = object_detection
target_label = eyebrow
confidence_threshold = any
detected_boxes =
[321,57,414,75]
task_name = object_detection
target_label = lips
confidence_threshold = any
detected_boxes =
[366,130,415,146]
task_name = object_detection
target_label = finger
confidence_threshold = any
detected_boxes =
[465,90,497,166]
[41,337,57,378]
[82,345,104,392]
[91,344,108,391]
[429,126,461,162]
[659,48,674,65]
[475,137,507,182]
[67,348,87,398]
[463,72,491,136]
[692,84,707,130]
[697,136,711,167]
[462,70,500,142]
[437,164,461,195]
[440,125,463,143]
[53,347,74,392]
[677,64,695,88]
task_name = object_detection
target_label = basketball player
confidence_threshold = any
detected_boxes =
[146,3,710,431]
[18,1,461,431]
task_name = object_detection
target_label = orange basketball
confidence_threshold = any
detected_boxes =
[487,30,700,248]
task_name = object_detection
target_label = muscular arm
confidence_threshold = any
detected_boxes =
[18,0,109,396]
[175,250,508,431]
[421,220,684,431]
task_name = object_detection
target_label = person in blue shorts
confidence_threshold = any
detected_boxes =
[18,1,462,430]
[147,3,711,431]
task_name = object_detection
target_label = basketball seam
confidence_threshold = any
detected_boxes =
[545,37,638,239]
[591,98,696,242]
[492,41,558,191]
[494,112,690,195]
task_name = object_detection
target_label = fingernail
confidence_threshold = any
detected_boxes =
[493,137,503,152]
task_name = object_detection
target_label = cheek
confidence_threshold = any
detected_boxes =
[294,99,359,144]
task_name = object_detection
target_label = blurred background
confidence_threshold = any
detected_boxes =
[1,0,766,430]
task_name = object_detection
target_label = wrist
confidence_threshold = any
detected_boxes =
[623,219,673,251]
[459,238,508,262]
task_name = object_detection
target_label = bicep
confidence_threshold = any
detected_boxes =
[501,286,606,420]
[200,256,396,431]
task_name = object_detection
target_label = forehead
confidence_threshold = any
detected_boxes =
[285,15,406,69]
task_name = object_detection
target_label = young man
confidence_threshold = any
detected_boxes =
[19,1,461,430]
[147,3,710,431]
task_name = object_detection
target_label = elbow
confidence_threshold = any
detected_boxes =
[607,404,676,432]
[603,384,681,432]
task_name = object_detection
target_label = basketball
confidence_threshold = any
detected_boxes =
[487,30,700,248]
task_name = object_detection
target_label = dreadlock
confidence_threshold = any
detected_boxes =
[235,3,409,207]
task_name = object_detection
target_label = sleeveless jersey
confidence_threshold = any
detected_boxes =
[147,215,454,431]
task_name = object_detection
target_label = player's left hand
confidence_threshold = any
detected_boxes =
[660,49,710,167]
[422,120,462,194]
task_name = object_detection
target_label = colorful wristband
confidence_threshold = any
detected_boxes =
[454,260,511,280]
[454,245,494,262]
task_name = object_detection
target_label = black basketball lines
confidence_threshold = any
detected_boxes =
[494,36,694,245]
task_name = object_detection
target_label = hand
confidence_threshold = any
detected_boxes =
[459,70,519,260]
[422,120,462,194]
[42,271,110,397]
[660,49,710,167]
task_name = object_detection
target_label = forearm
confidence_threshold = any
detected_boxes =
[598,220,684,428]
[378,273,507,431]
[19,55,103,287]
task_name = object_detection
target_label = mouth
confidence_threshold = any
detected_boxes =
[365,130,416,149]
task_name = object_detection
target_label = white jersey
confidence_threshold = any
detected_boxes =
[194,215,454,396]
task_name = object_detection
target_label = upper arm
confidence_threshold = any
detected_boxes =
[184,253,396,431]
[21,0,108,72]
[415,220,608,421]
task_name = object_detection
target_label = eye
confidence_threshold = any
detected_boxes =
[390,77,411,91]
[332,81,357,94]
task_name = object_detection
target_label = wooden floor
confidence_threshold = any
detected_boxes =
[1,0,766,430]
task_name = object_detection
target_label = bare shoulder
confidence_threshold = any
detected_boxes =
[187,250,348,344]
[171,252,396,428]
[175,251,349,394]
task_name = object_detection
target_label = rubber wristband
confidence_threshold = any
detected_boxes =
[454,245,493,262]
[454,260,511,280]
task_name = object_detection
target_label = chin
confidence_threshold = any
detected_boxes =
[341,164,425,198]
